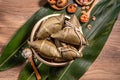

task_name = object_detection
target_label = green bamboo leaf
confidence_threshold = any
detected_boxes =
[18,0,120,80]
[0,4,54,71]
[19,62,50,80]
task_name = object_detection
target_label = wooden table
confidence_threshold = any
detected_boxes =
[0,0,120,80]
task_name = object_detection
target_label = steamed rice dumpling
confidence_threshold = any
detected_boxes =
[51,27,87,45]
[69,15,81,28]
[58,45,81,60]
[28,40,61,58]
[55,40,81,60]
[36,14,65,39]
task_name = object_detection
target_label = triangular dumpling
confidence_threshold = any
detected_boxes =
[51,27,87,45]
[28,40,61,58]
[36,14,65,39]
[54,40,81,60]
[69,15,81,28]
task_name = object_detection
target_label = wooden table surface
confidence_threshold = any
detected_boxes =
[0,0,120,80]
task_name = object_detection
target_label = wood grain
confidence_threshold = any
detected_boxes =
[0,0,120,80]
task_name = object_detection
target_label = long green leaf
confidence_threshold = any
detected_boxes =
[0,4,54,71]
[19,62,50,80]
[19,0,120,80]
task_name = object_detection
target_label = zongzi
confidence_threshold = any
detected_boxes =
[55,40,81,60]
[28,40,61,58]
[68,15,81,28]
[51,26,87,45]
[36,14,65,39]
[59,46,81,60]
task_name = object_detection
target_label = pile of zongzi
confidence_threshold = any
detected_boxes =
[29,14,88,63]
